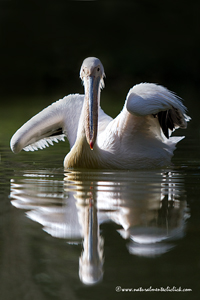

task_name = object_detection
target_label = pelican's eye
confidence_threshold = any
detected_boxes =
[97,67,100,72]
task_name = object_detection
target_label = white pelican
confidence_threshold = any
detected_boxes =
[10,57,190,169]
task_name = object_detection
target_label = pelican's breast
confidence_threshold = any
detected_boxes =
[64,137,102,169]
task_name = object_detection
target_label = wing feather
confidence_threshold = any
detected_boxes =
[10,94,84,153]
[126,83,190,138]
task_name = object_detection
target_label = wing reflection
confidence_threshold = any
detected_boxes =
[10,169,190,285]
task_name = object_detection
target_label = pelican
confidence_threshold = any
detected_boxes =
[10,57,190,169]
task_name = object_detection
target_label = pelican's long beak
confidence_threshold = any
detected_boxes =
[80,57,104,150]
[85,75,100,150]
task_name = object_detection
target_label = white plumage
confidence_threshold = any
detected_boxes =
[10,57,190,169]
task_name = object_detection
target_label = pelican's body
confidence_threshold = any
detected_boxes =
[10,57,190,169]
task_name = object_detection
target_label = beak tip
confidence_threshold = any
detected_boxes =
[89,141,93,150]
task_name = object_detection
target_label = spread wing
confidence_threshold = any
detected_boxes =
[126,83,190,138]
[10,94,85,153]
[10,93,112,154]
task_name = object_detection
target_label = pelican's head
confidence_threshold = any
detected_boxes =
[80,57,105,150]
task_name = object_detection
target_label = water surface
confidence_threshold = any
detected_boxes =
[0,98,200,300]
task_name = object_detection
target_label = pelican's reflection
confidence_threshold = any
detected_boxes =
[10,170,190,285]
[77,191,104,285]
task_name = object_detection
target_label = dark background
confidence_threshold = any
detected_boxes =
[1,0,200,108]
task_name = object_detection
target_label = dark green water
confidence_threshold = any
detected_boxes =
[0,91,200,300]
